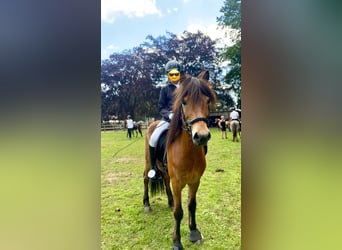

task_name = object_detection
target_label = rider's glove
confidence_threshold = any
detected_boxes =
[168,113,174,120]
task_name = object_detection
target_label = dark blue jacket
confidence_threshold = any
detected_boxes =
[158,81,177,121]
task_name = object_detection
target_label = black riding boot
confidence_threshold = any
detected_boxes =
[148,146,162,181]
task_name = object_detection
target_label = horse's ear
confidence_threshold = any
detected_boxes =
[180,73,189,83]
[197,70,209,81]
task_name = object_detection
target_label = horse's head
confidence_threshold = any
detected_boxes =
[172,70,216,146]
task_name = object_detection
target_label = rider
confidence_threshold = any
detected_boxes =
[229,107,241,128]
[229,107,240,121]
[148,60,182,181]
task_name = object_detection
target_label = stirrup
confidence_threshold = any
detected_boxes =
[148,169,156,179]
[148,167,162,180]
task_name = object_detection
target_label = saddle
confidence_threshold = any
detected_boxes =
[155,129,207,170]
[155,130,168,171]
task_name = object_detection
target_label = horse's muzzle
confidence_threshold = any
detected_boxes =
[192,131,211,146]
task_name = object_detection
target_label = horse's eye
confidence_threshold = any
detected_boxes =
[182,100,187,105]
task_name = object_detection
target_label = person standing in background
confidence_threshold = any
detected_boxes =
[219,115,228,139]
[126,115,134,139]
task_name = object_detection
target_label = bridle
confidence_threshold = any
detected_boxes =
[180,104,209,134]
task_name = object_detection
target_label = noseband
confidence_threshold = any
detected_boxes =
[180,104,209,133]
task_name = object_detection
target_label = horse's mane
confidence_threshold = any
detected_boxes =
[167,70,216,146]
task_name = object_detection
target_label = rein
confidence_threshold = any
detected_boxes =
[180,104,209,133]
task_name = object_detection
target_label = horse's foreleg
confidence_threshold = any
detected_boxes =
[171,183,184,250]
[188,182,199,231]
[188,182,203,243]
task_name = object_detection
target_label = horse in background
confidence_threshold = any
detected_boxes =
[230,120,240,142]
[132,121,143,137]
[214,118,221,131]
[123,119,143,137]
[215,117,232,132]
[226,120,231,131]
[143,70,216,249]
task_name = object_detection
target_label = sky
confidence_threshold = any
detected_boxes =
[101,0,233,60]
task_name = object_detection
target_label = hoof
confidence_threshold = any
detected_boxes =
[144,206,151,212]
[189,229,203,243]
[172,242,183,250]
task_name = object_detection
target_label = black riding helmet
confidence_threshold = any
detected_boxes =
[165,60,181,73]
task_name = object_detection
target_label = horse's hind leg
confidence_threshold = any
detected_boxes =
[143,171,151,211]
[162,172,173,208]
[188,182,203,243]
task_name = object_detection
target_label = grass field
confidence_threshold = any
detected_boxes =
[101,128,241,250]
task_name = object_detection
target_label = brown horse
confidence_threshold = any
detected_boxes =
[215,118,231,132]
[132,121,143,137]
[214,117,221,131]
[226,120,230,130]
[143,70,216,249]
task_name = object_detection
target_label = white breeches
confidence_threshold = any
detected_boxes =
[149,120,170,147]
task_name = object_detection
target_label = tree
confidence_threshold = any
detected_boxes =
[101,31,223,121]
[101,52,160,121]
[217,0,241,109]
[217,0,241,31]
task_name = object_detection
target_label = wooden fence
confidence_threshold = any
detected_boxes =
[101,122,149,132]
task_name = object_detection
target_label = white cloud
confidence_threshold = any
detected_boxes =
[101,44,120,59]
[101,0,162,23]
[187,23,235,48]
[166,8,178,14]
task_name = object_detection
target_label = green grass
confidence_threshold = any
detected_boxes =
[101,128,241,250]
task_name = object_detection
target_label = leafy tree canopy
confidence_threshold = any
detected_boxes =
[217,0,241,109]
[101,30,237,121]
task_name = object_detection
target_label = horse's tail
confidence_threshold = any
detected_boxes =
[150,177,164,196]
[145,121,165,197]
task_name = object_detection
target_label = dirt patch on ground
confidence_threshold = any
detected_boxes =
[103,157,140,184]
[113,157,137,163]
[102,171,133,184]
